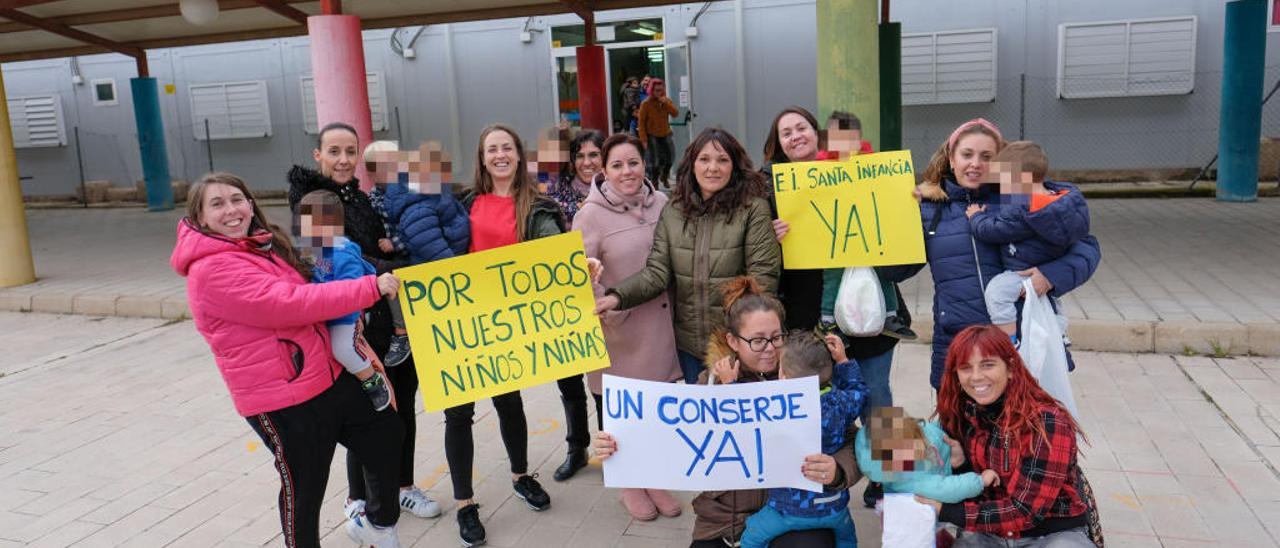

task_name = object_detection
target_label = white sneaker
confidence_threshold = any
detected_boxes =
[343,498,366,520]
[345,514,402,547]
[399,486,442,518]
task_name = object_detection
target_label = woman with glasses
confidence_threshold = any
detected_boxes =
[596,127,781,384]
[594,277,859,548]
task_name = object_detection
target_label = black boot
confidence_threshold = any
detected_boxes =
[554,377,591,481]
[553,449,588,482]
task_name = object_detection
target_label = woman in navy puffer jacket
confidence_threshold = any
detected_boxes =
[885,119,1101,388]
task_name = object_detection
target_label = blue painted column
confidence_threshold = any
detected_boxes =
[131,77,174,211]
[1217,0,1266,202]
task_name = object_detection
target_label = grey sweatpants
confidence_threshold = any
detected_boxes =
[984,270,1069,334]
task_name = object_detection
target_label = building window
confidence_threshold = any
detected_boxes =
[551,18,663,48]
[901,28,997,106]
[189,80,273,140]
[1057,16,1197,99]
[300,72,388,134]
[6,94,67,148]
[91,78,118,106]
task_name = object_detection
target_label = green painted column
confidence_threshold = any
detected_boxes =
[817,0,880,150]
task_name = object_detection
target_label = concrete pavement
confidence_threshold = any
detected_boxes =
[1,311,1278,547]
[3,198,1280,355]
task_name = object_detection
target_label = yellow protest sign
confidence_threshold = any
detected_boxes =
[396,232,609,411]
[771,150,925,269]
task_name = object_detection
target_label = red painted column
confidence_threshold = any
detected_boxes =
[576,45,608,133]
[308,15,375,191]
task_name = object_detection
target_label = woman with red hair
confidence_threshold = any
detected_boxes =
[918,325,1102,547]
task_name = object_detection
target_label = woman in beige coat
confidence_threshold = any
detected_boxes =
[573,133,684,521]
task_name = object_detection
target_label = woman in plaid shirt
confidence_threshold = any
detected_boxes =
[918,325,1102,547]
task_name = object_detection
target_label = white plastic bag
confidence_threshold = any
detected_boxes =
[881,493,936,548]
[834,267,885,336]
[1018,278,1078,417]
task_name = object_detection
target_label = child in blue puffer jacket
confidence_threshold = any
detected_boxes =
[740,332,868,548]
[365,141,415,367]
[381,139,470,268]
[965,141,1090,346]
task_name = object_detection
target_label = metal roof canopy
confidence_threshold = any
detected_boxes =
[0,0,694,65]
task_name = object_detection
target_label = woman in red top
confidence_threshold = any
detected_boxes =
[449,124,566,547]
[919,324,1101,547]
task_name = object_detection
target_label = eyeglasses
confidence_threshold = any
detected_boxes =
[732,332,785,352]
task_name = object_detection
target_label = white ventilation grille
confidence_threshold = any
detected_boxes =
[1058,16,1196,99]
[6,94,67,148]
[902,28,997,106]
[189,80,273,140]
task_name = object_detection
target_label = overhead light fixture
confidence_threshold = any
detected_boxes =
[631,27,657,37]
[180,0,220,26]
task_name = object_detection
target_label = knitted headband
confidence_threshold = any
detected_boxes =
[947,118,1004,152]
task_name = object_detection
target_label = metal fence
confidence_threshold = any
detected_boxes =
[902,67,1280,175]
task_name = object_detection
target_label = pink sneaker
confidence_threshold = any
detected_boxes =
[645,489,682,517]
[620,488,657,521]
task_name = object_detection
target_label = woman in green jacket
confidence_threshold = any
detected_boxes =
[596,127,781,383]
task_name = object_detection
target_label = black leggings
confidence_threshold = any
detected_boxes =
[347,357,420,499]
[444,390,528,500]
[592,391,604,430]
[248,373,403,548]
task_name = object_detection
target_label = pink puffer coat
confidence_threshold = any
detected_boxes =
[170,219,381,416]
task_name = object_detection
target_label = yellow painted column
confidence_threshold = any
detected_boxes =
[816,0,880,149]
[0,66,36,287]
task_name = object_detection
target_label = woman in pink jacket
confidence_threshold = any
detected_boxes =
[572,133,683,520]
[170,172,406,548]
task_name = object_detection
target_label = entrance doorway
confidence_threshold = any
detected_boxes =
[551,18,692,134]
[607,46,663,133]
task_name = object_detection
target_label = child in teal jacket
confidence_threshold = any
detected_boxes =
[855,407,997,503]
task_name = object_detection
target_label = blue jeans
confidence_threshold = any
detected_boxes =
[859,347,895,411]
[741,505,857,548]
[677,350,703,384]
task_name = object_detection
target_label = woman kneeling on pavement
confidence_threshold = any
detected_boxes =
[172,173,406,547]
[923,324,1103,547]
[593,277,860,548]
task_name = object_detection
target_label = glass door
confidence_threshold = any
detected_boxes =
[664,42,694,161]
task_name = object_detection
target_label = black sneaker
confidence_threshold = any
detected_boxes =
[880,314,918,341]
[456,503,486,547]
[513,474,551,511]
[553,450,588,482]
[862,481,883,509]
[385,334,412,367]
[360,373,392,412]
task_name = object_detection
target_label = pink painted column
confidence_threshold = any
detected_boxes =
[307,15,374,191]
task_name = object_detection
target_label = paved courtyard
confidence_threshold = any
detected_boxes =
[5,197,1280,355]
[1,312,1278,547]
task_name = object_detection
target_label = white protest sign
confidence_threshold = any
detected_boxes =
[601,375,822,492]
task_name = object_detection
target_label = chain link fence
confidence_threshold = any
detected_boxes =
[903,67,1280,179]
